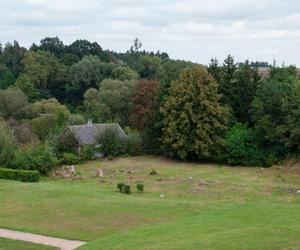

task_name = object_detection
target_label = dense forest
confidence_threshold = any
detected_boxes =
[0,36,299,174]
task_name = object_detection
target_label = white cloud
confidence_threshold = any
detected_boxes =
[0,0,299,65]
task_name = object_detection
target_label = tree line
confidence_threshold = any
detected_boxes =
[0,36,298,172]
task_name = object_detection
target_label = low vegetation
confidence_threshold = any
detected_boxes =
[0,156,299,249]
[0,168,39,182]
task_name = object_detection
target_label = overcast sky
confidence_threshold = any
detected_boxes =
[0,0,299,65]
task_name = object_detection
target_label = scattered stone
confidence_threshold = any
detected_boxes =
[97,169,104,177]
[297,190,300,194]
[188,176,193,180]
[198,180,210,186]
[150,170,158,175]
[55,165,76,178]
[160,194,165,198]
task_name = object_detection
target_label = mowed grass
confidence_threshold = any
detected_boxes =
[0,156,300,249]
[0,237,57,250]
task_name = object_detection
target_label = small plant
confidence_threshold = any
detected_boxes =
[117,182,125,192]
[137,183,144,192]
[122,184,131,194]
[61,152,80,165]
[150,170,158,175]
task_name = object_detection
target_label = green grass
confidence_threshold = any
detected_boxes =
[0,156,300,249]
[0,237,57,250]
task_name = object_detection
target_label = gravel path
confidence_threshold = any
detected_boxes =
[0,228,86,250]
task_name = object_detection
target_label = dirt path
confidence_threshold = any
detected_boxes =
[0,228,86,250]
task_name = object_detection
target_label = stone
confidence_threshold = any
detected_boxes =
[160,194,165,198]
[297,190,300,194]
[97,169,104,177]
[188,176,193,180]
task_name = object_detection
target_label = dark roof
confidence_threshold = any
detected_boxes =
[67,123,127,145]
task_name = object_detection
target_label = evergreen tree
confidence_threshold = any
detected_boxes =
[161,65,230,160]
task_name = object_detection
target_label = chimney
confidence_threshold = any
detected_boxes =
[87,119,93,127]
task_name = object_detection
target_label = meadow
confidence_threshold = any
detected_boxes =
[1,156,300,249]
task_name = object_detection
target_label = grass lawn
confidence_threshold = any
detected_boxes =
[0,156,300,249]
[0,237,57,250]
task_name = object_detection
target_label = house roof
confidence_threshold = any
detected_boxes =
[67,123,127,145]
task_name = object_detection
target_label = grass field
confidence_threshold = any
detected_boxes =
[0,156,300,249]
[0,237,57,250]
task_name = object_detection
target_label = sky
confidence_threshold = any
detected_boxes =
[0,0,300,65]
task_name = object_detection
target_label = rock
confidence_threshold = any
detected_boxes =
[188,176,193,180]
[297,190,300,194]
[160,194,165,198]
[55,165,76,178]
[199,180,210,186]
[150,170,158,175]
[97,169,104,177]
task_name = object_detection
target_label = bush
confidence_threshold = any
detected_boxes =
[223,123,280,167]
[0,168,39,182]
[0,122,16,166]
[18,170,40,182]
[117,182,125,192]
[80,145,96,161]
[125,131,143,155]
[122,184,131,194]
[61,152,80,165]
[97,127,125,158]
[12,143,58,175]
[137,183,144,192]
[0,168,18,180]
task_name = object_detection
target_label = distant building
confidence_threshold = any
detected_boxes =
[60,122,127,154]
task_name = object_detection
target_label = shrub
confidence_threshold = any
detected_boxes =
[122,184,131,194]
[12,143,58,175]
[97,127,125,158]
[117,182,125,192]
[0,168,39,182]
[68,114,86,125]
[223,123,280,167]
[0,168,18,180]
[137,183,144,192]
[0,122,16,166]
[125,130,143,155]
[18,170,40,182]
[80,145,96,161]
[61,152,80,165]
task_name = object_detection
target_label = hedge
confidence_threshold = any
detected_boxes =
[0,168,40,182]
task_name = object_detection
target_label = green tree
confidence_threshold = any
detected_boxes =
[35,37,65,58]
[0,87,28,118]
[0,63,15,89]
[161,65,230,160]
[208,58,221,83]
[14,74,39,101]
[1,41,26,77]
[111,66,138,81]
[139,55,164,80]
[250,66,298,151]
[31,98,71,140]
[220,55,237,106]
[231,61,261,122]
[66,39,109,62]
[84,79,136,125]
[68,55,116,103]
